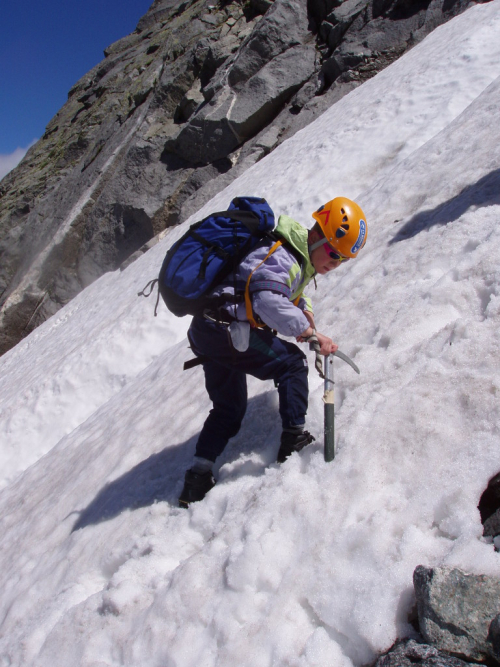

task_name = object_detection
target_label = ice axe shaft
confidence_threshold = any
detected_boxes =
[323,355,335,462]
[323,350,360,462]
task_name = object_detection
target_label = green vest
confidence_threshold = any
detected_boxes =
[275,215,316,301]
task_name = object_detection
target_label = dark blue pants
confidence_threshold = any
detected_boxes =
[188,317,309,462]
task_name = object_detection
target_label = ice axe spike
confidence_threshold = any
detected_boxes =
[323,350,360,462]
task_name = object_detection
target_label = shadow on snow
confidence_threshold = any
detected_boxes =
[71,389,282,531]
[389,167,500,244]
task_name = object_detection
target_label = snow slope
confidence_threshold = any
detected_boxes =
[0,3,500,665]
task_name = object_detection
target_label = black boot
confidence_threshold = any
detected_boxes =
[277,429,315,463]
[179,468,216,508]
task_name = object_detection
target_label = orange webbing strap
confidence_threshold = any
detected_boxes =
[245,240,283,328]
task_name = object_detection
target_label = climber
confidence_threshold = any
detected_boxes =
[179,197,368,507]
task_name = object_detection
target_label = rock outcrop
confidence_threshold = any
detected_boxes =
[0,0,488,354]
[413,565,500,664]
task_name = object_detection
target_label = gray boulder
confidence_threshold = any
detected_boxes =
[484,509,500,538]
[479,471,500,536]
[413,565,500,663]
[374,639,475,666]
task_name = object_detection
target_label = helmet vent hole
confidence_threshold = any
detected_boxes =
[342,215,348,223]
[340,208,345,214]
[336,228,347,238]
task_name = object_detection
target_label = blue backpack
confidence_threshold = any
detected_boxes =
[158,196,276,318]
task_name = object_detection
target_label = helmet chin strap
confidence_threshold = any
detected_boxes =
[308,237,328,253]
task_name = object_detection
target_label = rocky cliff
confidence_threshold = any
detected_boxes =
[0,0,486,355]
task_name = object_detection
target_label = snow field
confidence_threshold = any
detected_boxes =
[0,2,500,666]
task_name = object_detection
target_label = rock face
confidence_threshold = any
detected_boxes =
[413,565,500,664]
[0,0,489,355]
[164,0,317,164]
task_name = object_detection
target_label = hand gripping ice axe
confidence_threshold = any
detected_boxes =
[307,336,360,462]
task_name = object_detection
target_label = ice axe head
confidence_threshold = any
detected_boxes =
[333,350,360,374]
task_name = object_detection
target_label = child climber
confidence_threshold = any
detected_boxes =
[179,197,367,507]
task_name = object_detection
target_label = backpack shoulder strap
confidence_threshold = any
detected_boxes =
[244,239,283,328]
[267,230,305,266]
[243,233,309,327]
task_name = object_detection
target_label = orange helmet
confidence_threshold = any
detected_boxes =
[312,197,367,258]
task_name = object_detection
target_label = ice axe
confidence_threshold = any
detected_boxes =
[307,337,360,460]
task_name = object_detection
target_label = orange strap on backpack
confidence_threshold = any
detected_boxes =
[244,239,304,328]
[244,240,282,328]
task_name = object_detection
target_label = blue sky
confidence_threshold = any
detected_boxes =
[0,0,153,175]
